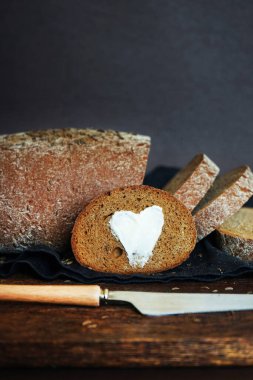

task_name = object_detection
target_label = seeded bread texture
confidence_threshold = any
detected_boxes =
[163,153,219,211]
[0,128,150,253]
[216,207,253,261]
[71,185,197,274]
[193,166,253,241]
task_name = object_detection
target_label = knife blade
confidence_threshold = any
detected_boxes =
[107,290,253,316]
[0,284,253,316]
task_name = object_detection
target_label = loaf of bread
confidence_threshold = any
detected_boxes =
[216,207,253,261]
[71,185,197,274]
[0,128,150,252]
[163,153,219,211]
[193,166,253,241]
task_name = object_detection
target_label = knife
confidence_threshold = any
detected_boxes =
[0,284,252,316]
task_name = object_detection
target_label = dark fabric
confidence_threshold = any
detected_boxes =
[1,167,253,284]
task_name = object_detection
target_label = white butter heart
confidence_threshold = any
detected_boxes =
[109,205,164,268]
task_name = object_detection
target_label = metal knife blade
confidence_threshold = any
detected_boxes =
[107,291,253,316]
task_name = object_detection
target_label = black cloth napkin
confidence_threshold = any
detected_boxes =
[1,166,253,284]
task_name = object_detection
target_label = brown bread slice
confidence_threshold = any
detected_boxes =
[193,166,253,241]
[71,185,197,274]
[216,207,253,261]
[0,128,150,253]
[163,153,219,211]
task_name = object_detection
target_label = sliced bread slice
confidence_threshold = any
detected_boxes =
[216,207,253,261]
[71,185,196,274]
[163,153,219,211]
[193,166,253,241]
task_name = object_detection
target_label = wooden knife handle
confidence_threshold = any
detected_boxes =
[0,285,101,306]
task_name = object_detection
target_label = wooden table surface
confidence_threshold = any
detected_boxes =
[1,275,253,368]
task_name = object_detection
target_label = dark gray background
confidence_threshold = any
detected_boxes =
[1,0,253,172]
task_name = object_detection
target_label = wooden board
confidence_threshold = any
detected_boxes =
[1,275,253,367]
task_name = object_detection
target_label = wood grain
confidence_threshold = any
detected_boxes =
[0,284,101,306]
[1,275,253,367]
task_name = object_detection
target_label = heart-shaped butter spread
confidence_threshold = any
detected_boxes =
[109,206,164,268]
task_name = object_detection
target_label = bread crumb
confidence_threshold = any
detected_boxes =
[193,318,201,322]
[87,324,97,329]
[201,286,210,289]
[101,315,109,319]
[225,287,233,291]
[62,259,73,265]
[82,320,92,326]
[171,287,180,291]
[212,289,218,293]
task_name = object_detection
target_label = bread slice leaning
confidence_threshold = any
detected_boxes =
[193,166,253,241]
[216,207,253,261]
[71,185,197,274]
[163,153,219,211]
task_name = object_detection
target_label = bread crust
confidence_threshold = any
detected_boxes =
[164,154,219,211]
[216,230,253,261]
[216,208,253,261]
[193,166,253,241]
[71,185,197,274]
[0,128,150,252]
